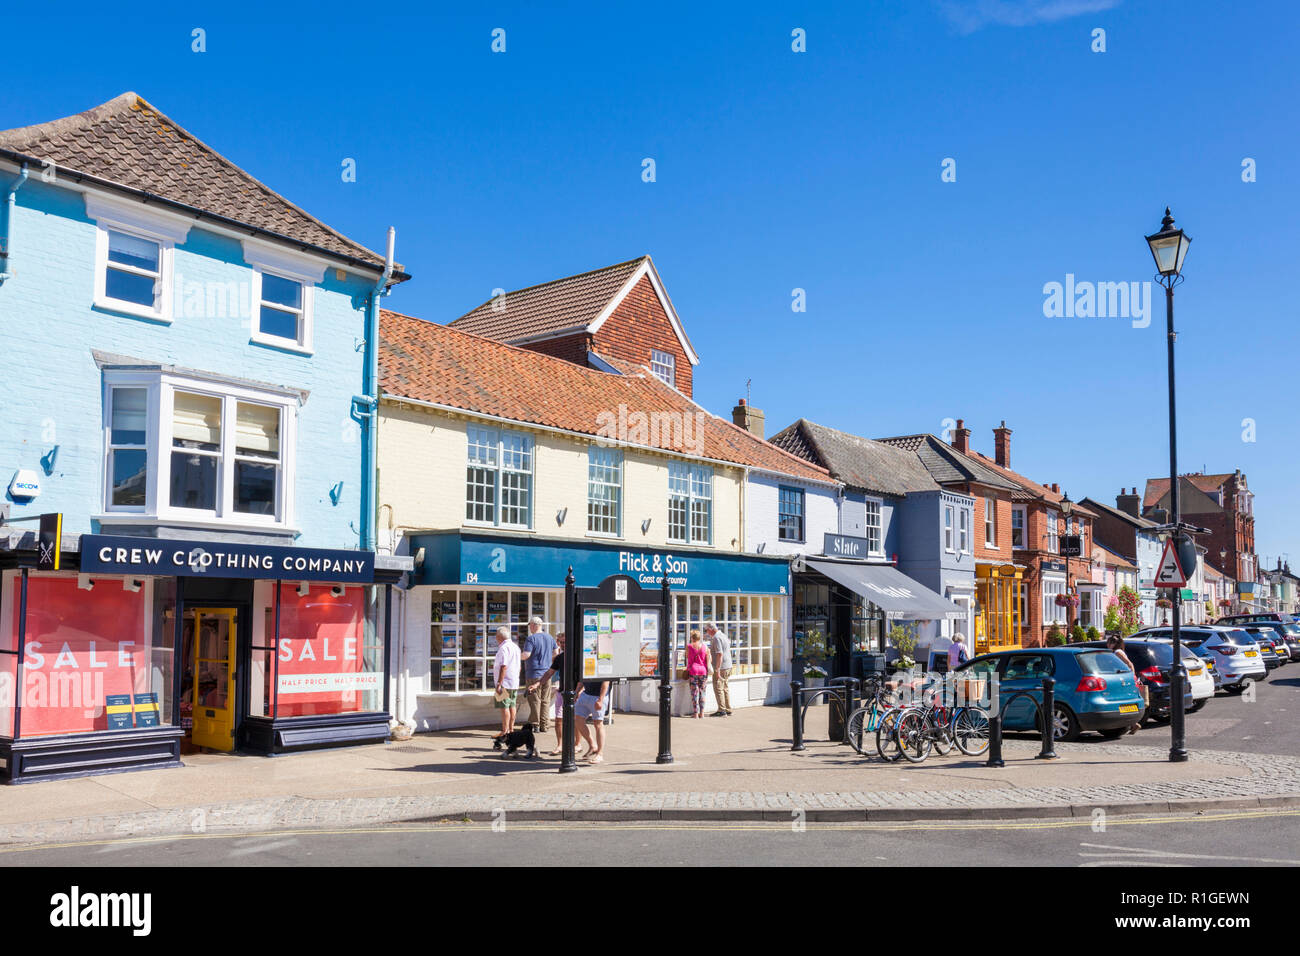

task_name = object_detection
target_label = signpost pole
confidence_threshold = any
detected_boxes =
[559,567,579,773]
[656,574,673,764]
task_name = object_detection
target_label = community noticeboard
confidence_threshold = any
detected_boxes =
[580,606,661,680]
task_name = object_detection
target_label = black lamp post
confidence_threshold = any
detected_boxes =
[1060,493,1074,634]
[1145,207,1192,763]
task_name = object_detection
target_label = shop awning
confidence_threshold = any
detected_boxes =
[805,559,965,619]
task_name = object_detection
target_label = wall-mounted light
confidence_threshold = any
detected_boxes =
[556,507,567,527]
[41,445,59,476]
[330,584,345,597]
[330,481,344,506]
[297,581,310,596]
[122,578,142,593]
[641,518,651,534]
[77,574,95,591]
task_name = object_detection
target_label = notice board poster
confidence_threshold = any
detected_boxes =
[580,605,660,680]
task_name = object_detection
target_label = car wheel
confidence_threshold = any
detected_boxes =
[1188,699,1206,713]
[1036,703,1081,742]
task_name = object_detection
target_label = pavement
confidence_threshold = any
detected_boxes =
[2,704,1298,846]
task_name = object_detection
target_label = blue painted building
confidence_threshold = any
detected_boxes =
[0,94,408,781]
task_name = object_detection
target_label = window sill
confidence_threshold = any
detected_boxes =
[585,531,623,540]
[250,333,313,356]
[93,513,300,536]
[93,297,172,324]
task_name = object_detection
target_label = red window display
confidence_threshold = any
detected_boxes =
[273,583,379,717]
[5,574,158,738]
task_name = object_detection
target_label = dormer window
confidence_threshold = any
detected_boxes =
[650,349,675,388]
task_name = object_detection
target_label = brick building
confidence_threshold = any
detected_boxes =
[449,255,699,397]
[1141,471,1258,596]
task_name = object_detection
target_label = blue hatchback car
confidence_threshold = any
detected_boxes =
[955,646,1146,741]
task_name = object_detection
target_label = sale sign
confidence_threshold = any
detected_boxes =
[274,583,376,716]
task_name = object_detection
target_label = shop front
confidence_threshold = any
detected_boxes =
[0,534,399,784]
[400,531,791,727]
[793,550,965,680]
[974,562,1024,655]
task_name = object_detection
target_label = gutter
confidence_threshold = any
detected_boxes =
[355,228,396,552]
[0,162,29,285]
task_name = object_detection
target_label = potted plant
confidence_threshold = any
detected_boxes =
[1070,623,1087,643]
[1046,623,1066,646]
[1086,625,1101,642]
[796,629,829,689]
[887,622,918,671]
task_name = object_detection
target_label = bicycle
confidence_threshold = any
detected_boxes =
[889,683,991,763]
[842,677,909,761]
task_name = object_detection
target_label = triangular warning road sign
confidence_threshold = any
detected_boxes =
[1154,537,1188,588]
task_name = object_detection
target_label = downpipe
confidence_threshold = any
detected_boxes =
[356,227,395,552]
[0,163,30,285]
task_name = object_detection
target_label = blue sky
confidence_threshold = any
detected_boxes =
[5,0,1297,571]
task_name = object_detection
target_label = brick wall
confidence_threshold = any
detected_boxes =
[519,332,594,366]
[592,274,693,396]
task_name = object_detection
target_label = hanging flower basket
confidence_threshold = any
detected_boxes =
[1218,598,1233,608]
[1155,597,1173,609]
[1054,593,1080,609]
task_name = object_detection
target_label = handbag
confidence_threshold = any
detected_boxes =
[493,684,511,704]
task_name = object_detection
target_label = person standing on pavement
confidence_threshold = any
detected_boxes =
[576,676,610,763]
[520,616,557,733]
[705,622,732,716]
[948,633,970,670]
[686,628,710,718]
[492,626,521,736]
[1106,632,1144,735]
[527,631,567,755]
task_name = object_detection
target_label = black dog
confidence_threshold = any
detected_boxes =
[492,723,537,758]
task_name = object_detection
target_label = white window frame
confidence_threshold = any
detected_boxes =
[1042,575,1067,625]
[959,508,970,553]
[244,240,324,355]
[463,425,533,530]
[587,446,623,537]
[944,505,955,553]
[87,194,190,323]
[668,463,712,545]
[864,497,884,557]
[1011,505,1026,549]
[984,497,997,548]
[776,484,804,543]
[650,349,676,388]
[99,369,298,530]
[1046,510,1059,554]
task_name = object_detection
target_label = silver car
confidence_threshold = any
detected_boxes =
[1132,625,1265,693]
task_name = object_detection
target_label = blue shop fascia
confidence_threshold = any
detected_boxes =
[401,531,792,727]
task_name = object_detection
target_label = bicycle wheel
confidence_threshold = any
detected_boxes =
[875,708,904,762]
[952,706,990,756]
[846,705,873,755]
[930,708,955,756]
[894,709,932,763]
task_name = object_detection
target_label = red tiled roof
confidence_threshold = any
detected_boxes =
[961,450,1099,519]
[1142,474,1234,509]
[379,310,831,482]
[0,93,397,272]
[449,257,648,342]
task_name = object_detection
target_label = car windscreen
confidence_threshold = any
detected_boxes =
[1285,623,1300,637]
[1126,642,1173,666]
[1076,651,1130,675]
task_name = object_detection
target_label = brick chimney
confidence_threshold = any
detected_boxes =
[951,418,971,454]
[732,399,765,439]
[1116,487,1141,518]
[993,420,1012,468]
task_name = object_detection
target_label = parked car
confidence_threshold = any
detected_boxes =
[1236,620,1300,661]
[1131,626,1266,693]
[954,647,1145,742]
[1241,626,1288,670]
[1077,639,1197,722]
[1127,630,1216,711]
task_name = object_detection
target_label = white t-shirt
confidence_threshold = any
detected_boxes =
[494,639,521,690]
[710,630,733,671]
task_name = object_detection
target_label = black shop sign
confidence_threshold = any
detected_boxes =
[80,534,374,582]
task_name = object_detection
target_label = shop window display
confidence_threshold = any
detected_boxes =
[430,589,559,692]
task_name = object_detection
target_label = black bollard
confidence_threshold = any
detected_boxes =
[655,574,673,764]
[1037,676,1059,760]
[985,711,1005,768]
[791,680,805,751]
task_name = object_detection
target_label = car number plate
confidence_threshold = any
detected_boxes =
[1188,668,1201,675]
[1119,704,1139,713]
[1245,650,1258,657]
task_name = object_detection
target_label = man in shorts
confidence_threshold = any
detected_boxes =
[575,677,610,763]
[706,622,732,716]
[493,626,520,735]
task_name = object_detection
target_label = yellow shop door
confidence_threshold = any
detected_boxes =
[191,608,237,752]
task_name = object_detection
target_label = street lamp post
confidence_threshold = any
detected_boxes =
[1061,494,1074,634]
[1145,207,1192,763]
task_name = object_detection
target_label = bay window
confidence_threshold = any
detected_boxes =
[944,506,954,552]
[1042,577,1066,624]
[102,372,296,527]
[958,508,970,553]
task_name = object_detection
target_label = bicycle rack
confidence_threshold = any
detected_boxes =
[985,677,1057,768]
[790,682,856,750]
